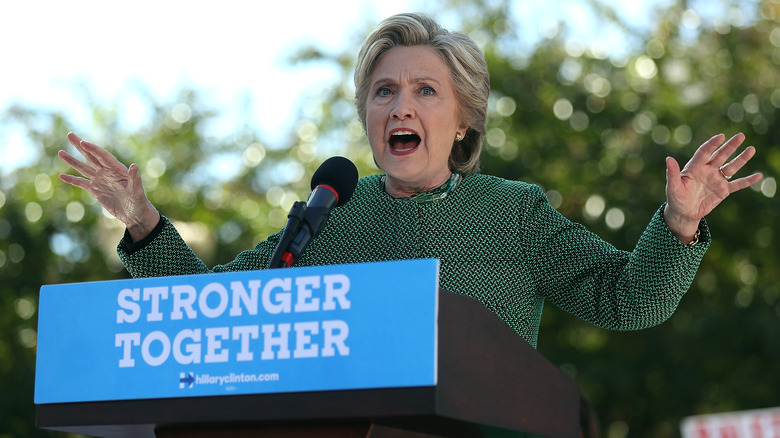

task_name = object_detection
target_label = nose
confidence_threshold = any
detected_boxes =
[391,92,414,120]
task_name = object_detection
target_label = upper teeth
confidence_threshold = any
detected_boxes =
[392,130,415,136]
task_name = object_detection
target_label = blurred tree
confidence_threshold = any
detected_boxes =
[1,0,779,437]
[288,0,780,437]
[0,83,373,436]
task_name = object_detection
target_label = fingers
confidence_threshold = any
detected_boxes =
[688,133,759,181]
[710,132,746,166]
[718,145,756,179]
[66,132,103,168]
[702,133,762,193]
[688,133,726,167]
[59,173,92,191]
[80,138,120,169]
[66,132,126,171]
[58,149,95,177]
[66,132,82,148]
[728,172,764,194]
[61,132,133,195]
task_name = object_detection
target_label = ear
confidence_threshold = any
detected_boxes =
[457,122,469,139]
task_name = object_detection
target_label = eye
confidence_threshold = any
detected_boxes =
[376,87,392,96]
[420,86,436,96]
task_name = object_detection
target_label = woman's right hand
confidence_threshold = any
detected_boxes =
[59,132,160,242]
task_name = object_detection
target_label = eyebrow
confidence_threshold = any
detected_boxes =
[371,76,444,87]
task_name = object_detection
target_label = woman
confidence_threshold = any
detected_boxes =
[59,13,762,348]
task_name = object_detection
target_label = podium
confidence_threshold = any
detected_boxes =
[35,260,579,438]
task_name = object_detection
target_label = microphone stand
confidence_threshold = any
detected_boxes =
[268,201,307,269]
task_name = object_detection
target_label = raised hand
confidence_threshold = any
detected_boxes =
[664,133,763,243]
[58,132,160,241]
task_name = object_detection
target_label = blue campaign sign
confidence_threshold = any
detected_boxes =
[35,259,439,404]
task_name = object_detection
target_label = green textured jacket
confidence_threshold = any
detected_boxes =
[118,173,709,347]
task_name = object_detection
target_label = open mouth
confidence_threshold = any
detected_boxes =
[389,129,421,154]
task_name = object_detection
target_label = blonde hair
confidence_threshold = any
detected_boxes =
[354,13,490,175]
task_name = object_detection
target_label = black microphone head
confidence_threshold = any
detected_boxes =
[311,156,358,206]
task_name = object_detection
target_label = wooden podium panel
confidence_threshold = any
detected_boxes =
[37,290,579,438]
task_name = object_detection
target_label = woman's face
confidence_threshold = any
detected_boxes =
[365,45,466,197]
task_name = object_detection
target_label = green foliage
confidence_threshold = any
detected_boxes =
[1,1,779,437]
[289,0,780,436]
[465,0,780,436]
[0,85,373,436]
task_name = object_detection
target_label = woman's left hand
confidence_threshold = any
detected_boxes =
[663,133,763,243]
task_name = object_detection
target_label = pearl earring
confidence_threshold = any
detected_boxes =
[455,133,463,141]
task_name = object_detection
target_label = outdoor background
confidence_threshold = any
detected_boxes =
[1,0,778,437]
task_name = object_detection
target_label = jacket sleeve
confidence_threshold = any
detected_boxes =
[117,215,279,278]
[524,186,710,330]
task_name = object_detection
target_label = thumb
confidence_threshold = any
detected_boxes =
[127,163,146,197]
[665,156,681,190]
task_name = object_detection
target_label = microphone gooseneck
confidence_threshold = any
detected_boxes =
[268,157,358,269]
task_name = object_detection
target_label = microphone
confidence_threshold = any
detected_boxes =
[269,157,358,268]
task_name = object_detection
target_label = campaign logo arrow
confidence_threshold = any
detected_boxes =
[179,372,194,388]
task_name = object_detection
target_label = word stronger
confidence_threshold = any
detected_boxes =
[113,274,352,367]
